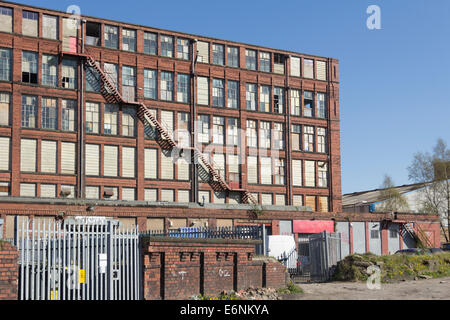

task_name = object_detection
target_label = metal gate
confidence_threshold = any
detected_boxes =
[14,216,142,300]
[309,231,342,282]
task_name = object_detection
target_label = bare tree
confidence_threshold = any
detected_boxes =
[376,175,410,212]
[408,138,450,242]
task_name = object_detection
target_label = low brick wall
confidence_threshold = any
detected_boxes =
[0,241,18,300]
[142,237,287,300]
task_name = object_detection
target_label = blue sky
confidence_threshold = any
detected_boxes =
[14,0,450,194]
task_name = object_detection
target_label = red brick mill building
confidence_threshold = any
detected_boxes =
[0,2,440,254]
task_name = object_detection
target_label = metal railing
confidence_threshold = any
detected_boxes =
[141,226,263,240]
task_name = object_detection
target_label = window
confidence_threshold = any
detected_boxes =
[274,159,285,185]
[227,118,239,146]
[0,48,11,81]
[177,74,190,103]
[197,77,209,105]
[259,121,271,149]
[160,71,174,101]
[318,196,329,213]
[260,86,270,112]
[122,147,135,178]
[0,137,10,171]
[198,115,210,144]
[85,61,100,92]
[42,15,58,40]
[85,22,100,46]
[161,150,174,180]
[260,157,272,185]
[122,107,136,137]
[228,154,240,183]
[104,63,118,89]
[291,124,301,151]
[177,38,190,60]
[273,53,285,74]
[22,51,38,84]
[304,91,314,117]
[227,46,239,67]
[305,195,316,211]
[141,33,156,57]
[273,123,284,150]
[61,142,76,175]
[317,93,327,118]
[122,66,136,101]
[371,230,380,239]
[20,139,36,172]
[85,102,99,133]
[161,35,174,57]
[62,59,78,89]
[274,87,284,114]
[245,49,256,70]
[316,61,327,81]
[22,11,38,37]
[104,146,118,177]
[0,7,13,33]
[144,69,157,99]
[0,93,10,126]
[212,44,224,65]
[317,128,327,153]
[246,83,257,111]
[144,149,157,179]
[290,89,301,116]
[227,80,239,109]
[213,116,225,145]
[177,112,190,147]
[305,161,316,187]
[197,41,209,63]
[246,120,257,148]
[247,156,258,184]
[304,126,315,152]
[122,29,136,52]
[318,162,328,187]
[41,98,57,130]
[212,79,225,107]
[21,95,37,128]
[104,104,118,135]
[389,229,398,238]
[62,99,76,132]
[304,59,314,79]
[41,141,57,174]
[85,144,99,176]
[259,52,271,72]
[104,25,119,49]
[290,56,301,77]
[42,54,58,87]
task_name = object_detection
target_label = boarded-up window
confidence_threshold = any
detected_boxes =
[213,153,225,180]
[40,184,56,198]
[144,189,157,202]
[0,137,10,171]
[22,11,38,37]
[161,110,173,138]
[305,161,316,187]
[0,93,10,126]
[62,18,78,52]
[20,183,36,197]
[261,194,273,205]
[41,140,57,173]
[20,139,36,172]
[228,154,240,183]
[147,218,164,232]
[43,15,58,40]
[122,188,136,201]
[305,196,316,211]
[0,182,8,196]
[161,189,174,202]
[144,148,157,179]
[161,151,174,180]
[293,195,303,207]
[292,159,302,186]
[290,57,301,77]
[61,142,76,174]
[0,7,13,33]
[276,194,286,206]
[304,59,314,79]
[104,145,118,177]
[291,124,301,151]
[197,41,209,63]
[85,144,99,176]
[122,147,135,178]
[260,157,272,185]
[168,218,186,230]
[247,156,258,184]
[177,190,190,203]
[217,219,233,228]
[177,157,189,181]
[316,61,327,81]
[86,186,99,199]
[197,77,209,105]
[318,196,329,212]
[118,218,136,230]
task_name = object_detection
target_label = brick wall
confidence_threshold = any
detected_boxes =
[142,237,287,300]
[0,241,18,300]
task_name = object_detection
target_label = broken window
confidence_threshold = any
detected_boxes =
[212,79,225,107]
[104,25,119,49]
[22,11,38,37]
[0,48,11,81]
[21,95,37,128]
[274,87,284,114]
[144,69,157,99]
[41,98,57,130]
[304,91,314,117]
[85,22,100,46]
[318,162,328,187]
[273,53,285,74]
[246,83,257,111]
[212,44,224,66]
[42,54,58,87]
[227,46,239,68]
[144,32,157,55]
[161,35,174,57]
[259,52,271,72]
[273,123,284,150]
[160,71,173,101]
[85,60,101,92]
[22,51,38,84]
[177,38,190,60]
[259,85,270,113]
[122,29,136,52]
[62,58,78,89]
[245,49,256,70]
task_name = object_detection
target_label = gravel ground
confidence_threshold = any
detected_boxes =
[284,277,450,300]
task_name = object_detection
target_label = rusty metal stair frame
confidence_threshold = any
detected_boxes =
[73,50,258,205]
[402,222,433,248]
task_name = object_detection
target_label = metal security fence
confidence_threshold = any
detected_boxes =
[14,216,142,300]
[143,226,263,240]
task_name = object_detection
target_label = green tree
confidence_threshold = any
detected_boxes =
[407,138,450,242]
[376,175,410,212]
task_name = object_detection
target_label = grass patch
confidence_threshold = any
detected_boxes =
[277,281,304,295]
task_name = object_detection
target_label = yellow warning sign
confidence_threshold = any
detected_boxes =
[51,290,58,300]
[79,269,86,284]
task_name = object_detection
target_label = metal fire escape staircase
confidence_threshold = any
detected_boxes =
[69,48,258,205]
[401,222,433,248]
